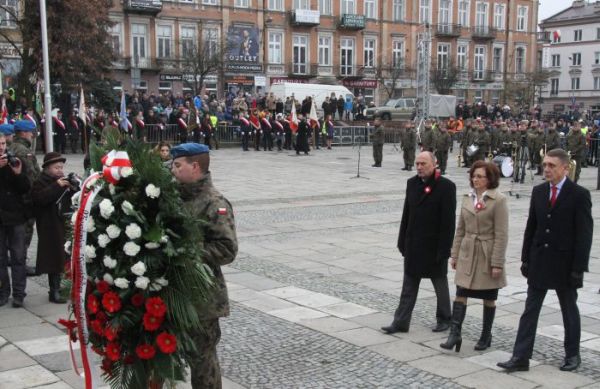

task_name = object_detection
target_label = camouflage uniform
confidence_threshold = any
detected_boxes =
[472,128,491,162]
[433,130,452,174]
[461,127,476,167]
[545,128,561,151]
[420,127,435,152]
[532,130,546,173]
[371,124,385,167]
[566,129,586,183]
[180,172,238,389]
[400,126,417,170]
[495,128,512,155]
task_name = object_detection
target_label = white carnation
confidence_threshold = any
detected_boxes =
[97,234,110,248]
[145,184,161,199]
[99,199,115,219]
[155,277,169,287]
[84,245,96,259]
[121,200,135,215]
[135,276,150,290]
[114,277,129,289]
[109,184,116,195]
[125,223,142,240]
[145,242,160,249]
[130,261,147,276]
[103,255,117,269]
[123,241,141,257]
[103,273,114,285]
[121,167,133,178]
[71,191,81,207]
[64,241,71,254]
[149,283,163,292]
[106,225,121,239]
[86,217,96,233]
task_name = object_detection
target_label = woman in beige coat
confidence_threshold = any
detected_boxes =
[440,160,508,352]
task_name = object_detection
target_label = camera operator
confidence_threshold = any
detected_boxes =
[31,152,79,304]
[0,132,30,307]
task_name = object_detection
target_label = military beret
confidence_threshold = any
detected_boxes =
[170,143,209,159]
[14,119,36,132]
[0,123,14,135]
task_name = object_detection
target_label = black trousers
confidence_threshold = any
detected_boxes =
[393,273,451,325]
[0,224,27,299]
[513,285,581,359]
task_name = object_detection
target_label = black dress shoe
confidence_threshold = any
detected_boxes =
[497,357,529,372]
[432,321,450,332]
[12,297,24,308]
[559,355,581,371]
[26,266,39,277]
[381,323,409,334]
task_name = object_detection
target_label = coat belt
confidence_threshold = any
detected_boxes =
[463,233,493,276]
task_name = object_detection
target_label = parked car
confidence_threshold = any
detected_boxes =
[364,98,416,120]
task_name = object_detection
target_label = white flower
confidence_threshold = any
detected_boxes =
[70,212,77,226]
[130,261,147,276]
[121,167,133,178]
[86,217,96,233]
[71,191,81,207]
[135,276,150,290]
[114,277,129,289]
[103,273,114,285]
[123,241,141,257]
[125,223,142,240]
[121,200,135,216]
[84,245,96,259]
[145,242,160,249]
[109,184,116,195]
[99,199,115,219]
[160,235,169,243]
[103,255,117,269]
[85,176,98,189]
[149,283,163,292]
[106,225,121,239]
[64,241,71,254]
[155,277,169,287]
[97,234,110,248]
[145,184,161,199]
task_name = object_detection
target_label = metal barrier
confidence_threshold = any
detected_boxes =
[145,124,180,144]
[587,138,600,167]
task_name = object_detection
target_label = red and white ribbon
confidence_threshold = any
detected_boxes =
[100,150,132,185]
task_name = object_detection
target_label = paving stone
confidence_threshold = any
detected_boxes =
[537,325,599,343]
[224,272,285,291]
[453,369,539,389]
[0,307,44,329]
[0,323,64,343]
[512,364,596,388]
[34,382,74,389]
[239,295,297,313]
[0,344,37,372]
[14,335,78,357]
[581,337,600,352]
[408,354,485,378]
[263,286,313,299]
[0,365,60,388]
[420,338,483,358]
[227,288,267,302]
[268,306,329,323]
[286,292,345,308]
[316,302,377,318]
[298,317,362,334]
[466,350,540,372]
[367,339,440,361]
[348,312,394,330]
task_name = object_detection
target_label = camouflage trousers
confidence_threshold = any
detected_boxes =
[188,319,222,389]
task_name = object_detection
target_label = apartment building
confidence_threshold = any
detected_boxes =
[539,0,600,117]
[0,0,22,91]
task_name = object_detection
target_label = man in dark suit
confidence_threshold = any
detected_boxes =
[498,148,593,373]
[382,151,456,334]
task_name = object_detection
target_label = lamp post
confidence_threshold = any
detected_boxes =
[40,0,53,152]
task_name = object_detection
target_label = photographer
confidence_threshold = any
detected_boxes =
[31,152,79,304]
[0,133,30,308]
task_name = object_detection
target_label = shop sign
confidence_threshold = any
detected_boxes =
[342,79,377,88]
[270,77,309,85]
[225,75,255,86]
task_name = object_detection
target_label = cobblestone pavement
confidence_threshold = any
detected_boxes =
[1,145,599,388]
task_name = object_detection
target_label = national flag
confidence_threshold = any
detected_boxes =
[0,97,7,124]
[119,90,128,132]
[78,87,87,126]
[308,99,319,129]
[289,103,298,133]
[553,30,561,41]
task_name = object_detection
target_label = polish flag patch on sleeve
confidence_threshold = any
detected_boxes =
[217,208,227,215]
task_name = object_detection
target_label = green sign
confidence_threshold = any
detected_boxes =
[341,14,365,29]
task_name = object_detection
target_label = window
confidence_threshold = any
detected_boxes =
[494,4,505,30]
[318,35,332,66]
[572,53,581,66]
[595,52,600,65]
[393,0,405,21]
[364,38,375,68]
[517,6,527,31]
[340,38,355,76]
[136,80,148,91]
[292,35,308,74]
[203,27,219,57]
[515,47,525,74]
[180,26,196,57]
[364,0,376,18]
[492,46,502,72]
[131,23,147,63]
[597,28,600,40]
[159,81,172,91]
[439,0,451,25]
[474,90,483,101]
[113,81,123,91]
[202,0,217,4]
[341,0,356,13]
[475,2,488,29]
[551,54,560,67]
[268,32,283,64]
[437,43,449,70]
[0,0,18,27]
[474,46,485,80]
[458,0,470,27]
[594,77,600,90]
[157,25,172,58]
[109,22,122,56]
[392,40,405,68]
[457,44,468,70]
[574,30,582,42]
[293,0,310,8]
[571,77,580,90]
[319,0,332,14]
[550,78,559,95]
[268,0,283,10]
[490,90,500,104]
[234,0,249,7]
[419,0,431,23]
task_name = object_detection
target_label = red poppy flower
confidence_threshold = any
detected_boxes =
[135,343,156,360]
[104,325,119,341]
[424,186,432,194]
[96,280,110,294]
[95,311,108,323]
[143,312,164,331]
[105,342,121,361]
[90,319,104,335]
[156,332,177,354]
[145,297,167,317]
[101,358,113,375]
[102,291,122,313]
[87,295,99,314]
[131,293,145,307]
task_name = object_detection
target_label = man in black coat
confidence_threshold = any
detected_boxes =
[382,151,456,334]
[498,148,593,373]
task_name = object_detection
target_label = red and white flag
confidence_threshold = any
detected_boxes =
[0,97,7,124]
[308,100,319,129]
[289,103,298,133]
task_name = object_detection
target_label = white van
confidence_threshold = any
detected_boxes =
[269,82,354,114]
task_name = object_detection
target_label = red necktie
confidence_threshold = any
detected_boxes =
[550,185,558,207]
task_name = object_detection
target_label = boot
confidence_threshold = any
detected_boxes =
[381,320,409,334]
[474,305,496,350]
[440,301,467,352]
[48,273,67,304]
[407,165,413,171]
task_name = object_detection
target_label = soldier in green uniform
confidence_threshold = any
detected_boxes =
[460,121,475,167]
[545,124,561,151]
[433,123,452,175]
[495,124,512,155]
[472,122,491,162]
[566,122,587,183]
[401,121,416,171]
[0,123,15,144]
[170,143,238,389]
[420,120,435,152]
[371,117,385,167]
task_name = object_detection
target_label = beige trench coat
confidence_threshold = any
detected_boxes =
[451,189,508,290]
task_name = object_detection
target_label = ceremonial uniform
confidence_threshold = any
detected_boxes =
[545,128,561,151]
[296,119,310,155]
[420,127,435,152]
[52,115,66,154]
[434,129,452,174]
[401,126,416,171]
[371,123,385,167]
[473,128,491,162]
[495,128,512,155]
[239,116,251,151]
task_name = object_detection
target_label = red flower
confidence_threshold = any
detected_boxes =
[424,186,432,194]
[143,312,164,331]
[105,342,121,361]
[135,343,156,360]
[145,297,167,317]
[131,293,145,307]
[87,295,99,314]
[156,332,177,354]
[102,292,122,313]
[96,280,110,294]
[90,319,104,335]
[95,311,108,324]
[101,358,113,375]
[104,325,119,341]
[475,201,485,211]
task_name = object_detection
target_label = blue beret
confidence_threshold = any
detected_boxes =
[0,123,14,135]
[170,143,209,159]
[14,119,36,132]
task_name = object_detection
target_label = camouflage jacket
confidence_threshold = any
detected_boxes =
[179,172,238,319]
[433,131,452,152]
[371,125,385,145]
[9,136,40,185]
[400,128,416,151]
[566,131,586,159]
[420,128,435,150]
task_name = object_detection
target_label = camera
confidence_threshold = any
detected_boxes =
[5,150,19,167]
[66,172,82,190]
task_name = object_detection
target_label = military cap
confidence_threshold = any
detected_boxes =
[170,142,209,159]
[14,119,36,132]
[0,123,14,135]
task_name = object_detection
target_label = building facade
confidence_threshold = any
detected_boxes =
[539,0,600,118]
[108,0,539,104]
[0,0,23,91]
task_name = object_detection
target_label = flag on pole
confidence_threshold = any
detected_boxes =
[78,87,87,126]
[553,30,561,41]
[119,90,129,132]
[308,99,319,129]
[289,102,298,133]
[0,97,7,124]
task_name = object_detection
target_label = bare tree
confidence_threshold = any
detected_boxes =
[376,60,412,100]
[430,61,460,95]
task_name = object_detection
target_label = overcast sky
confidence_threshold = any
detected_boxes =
[538,0,577,22]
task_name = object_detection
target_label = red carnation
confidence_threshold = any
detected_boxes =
[135,343,156,360]
[424,186,432,194]
[96,280,110,294]
[156,332,177,354]
[102,291,122,313]
[90,319,104,335]
[131,293,145,307]
[105,342,121,361]
[143,312,164,331]
[87,295,99,314]
[104,325,119,341]
[95,311,108,324]
[145,297,167,317]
